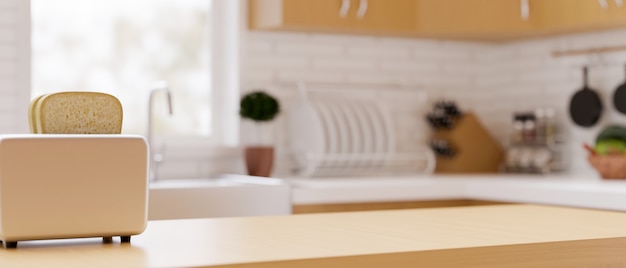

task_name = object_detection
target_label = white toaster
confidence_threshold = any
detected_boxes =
[0,135,149,248]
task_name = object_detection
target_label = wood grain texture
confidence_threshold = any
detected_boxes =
[214,238,626,268]
[249,0,626,42]
[248,0,282,29]
[415,0,536,35]
[249,0,415,35]
[433,113,504,173]
[249,0,353,31]
[3,205,626,267]
[293,199,510,214]
[532,0,610,32]
[352,0,416,34]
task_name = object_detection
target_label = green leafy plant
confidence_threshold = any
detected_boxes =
[239,91,280,122]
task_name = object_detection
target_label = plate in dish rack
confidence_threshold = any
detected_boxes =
[287,99,325,170]
[312,101,339,156]
[361,100,386,166]
[340,100,363,165]
[350,101,374,155]
[342,100,365,166]
[377,103,396,156]
[327,101,351,157]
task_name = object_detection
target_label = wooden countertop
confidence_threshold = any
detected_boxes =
[3,204,626,267]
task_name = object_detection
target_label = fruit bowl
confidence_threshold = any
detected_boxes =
[587,153,626,179]
[585,125,626,179]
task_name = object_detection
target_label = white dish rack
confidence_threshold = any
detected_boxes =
[287,83,435,177]
[295,152,435,177]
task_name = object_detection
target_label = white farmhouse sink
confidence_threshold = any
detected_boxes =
[148,174,291,220]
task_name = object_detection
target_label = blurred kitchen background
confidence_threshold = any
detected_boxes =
[2,0,626,179]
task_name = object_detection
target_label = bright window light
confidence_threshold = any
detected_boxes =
[31,0,212,135]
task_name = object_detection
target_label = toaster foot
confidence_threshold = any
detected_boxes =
[121,236,131,243]
[4,241,17,249]
[103,237,113,243]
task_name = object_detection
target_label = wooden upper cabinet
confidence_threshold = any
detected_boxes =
[608,2,626,24]
[249,0,353,32]
[352,0,417,34]
[249,0,626,41]
[415,0,536,40]
[249,0,416,35]
[532,0,613,33]
[607,0,626,25]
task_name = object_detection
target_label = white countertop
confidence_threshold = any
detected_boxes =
[286,175,626,211]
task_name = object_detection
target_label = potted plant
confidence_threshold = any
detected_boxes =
[239,90,280,177]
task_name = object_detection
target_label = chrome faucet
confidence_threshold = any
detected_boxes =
[148,81,173,182]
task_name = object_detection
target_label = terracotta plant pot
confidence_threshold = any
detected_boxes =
[244,146,274,177]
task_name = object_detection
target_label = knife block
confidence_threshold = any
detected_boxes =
[432,113,504,173]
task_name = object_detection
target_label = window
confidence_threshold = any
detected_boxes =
[31,0,213,136]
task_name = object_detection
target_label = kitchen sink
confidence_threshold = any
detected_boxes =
[148,174,291,220]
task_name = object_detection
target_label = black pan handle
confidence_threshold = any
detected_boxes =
[583,66,588,88]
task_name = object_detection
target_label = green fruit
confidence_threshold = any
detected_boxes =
[595,139,626,155]
[596,125,626,143]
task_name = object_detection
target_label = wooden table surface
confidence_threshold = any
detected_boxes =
[2,204,626,267]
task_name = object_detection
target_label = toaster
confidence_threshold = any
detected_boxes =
[0,135,149,248]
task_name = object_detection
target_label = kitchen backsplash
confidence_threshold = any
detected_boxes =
[242,29,626,177]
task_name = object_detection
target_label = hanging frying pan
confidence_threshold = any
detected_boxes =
[569,66,603,127]
[613,64,626,114]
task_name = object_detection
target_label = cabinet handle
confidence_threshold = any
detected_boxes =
[356,0,368,19]
[598,0,609,9]
[616,0,624,7]
[520,0,529,21]
[339,0,350,17]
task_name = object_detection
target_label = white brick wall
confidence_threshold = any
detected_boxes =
[244,29,626,177]
[242,32,493,176]
[481,28,626,177]
[0,0,30,133]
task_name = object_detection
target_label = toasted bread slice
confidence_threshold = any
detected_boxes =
[28,94,47,133]
[34,92,123,134]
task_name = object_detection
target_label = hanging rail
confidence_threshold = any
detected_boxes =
[552,44,626,57]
